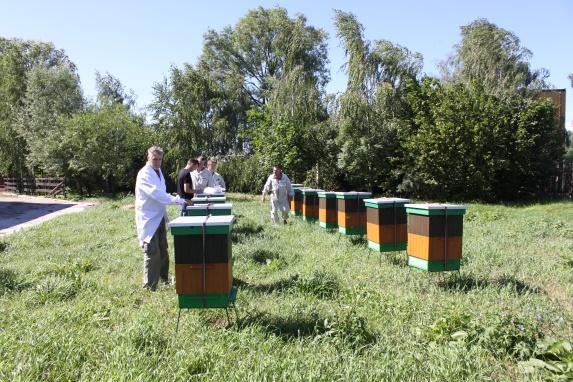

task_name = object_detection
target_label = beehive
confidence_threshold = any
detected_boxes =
[336,192,372,235]
[168,215,235,308]
[317,191,338,229]
[405,204,466,272]
[191,196,226,204]
[290,186,308,217]
[301,189,322,222]
[364,197,410,252]
[195,192,226,198]
[183,203,232,216]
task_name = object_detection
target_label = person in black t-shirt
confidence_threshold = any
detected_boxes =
[177,159,199,199]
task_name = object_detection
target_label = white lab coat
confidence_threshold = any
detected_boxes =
[207,172,226,189]
[262,173,294,223]
[135,164,183,245]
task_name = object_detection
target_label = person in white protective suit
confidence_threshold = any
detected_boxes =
[261,164,294,224]
[135,145,191,291]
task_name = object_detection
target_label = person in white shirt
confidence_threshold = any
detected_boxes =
[191,155,209,194]
[261,164,294,224]
[206,159,226,190]
[135,145,190,291]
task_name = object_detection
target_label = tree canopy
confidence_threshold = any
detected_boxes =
[0,10,565,200]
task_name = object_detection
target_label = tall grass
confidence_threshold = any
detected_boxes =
[0,195,572,380]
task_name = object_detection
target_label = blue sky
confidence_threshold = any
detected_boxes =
[1,0,571,129]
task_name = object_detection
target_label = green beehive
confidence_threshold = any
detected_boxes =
[191,196,226,204]
[318,191,338,229]
[196,192,226,198]
[364,197,410,252]
[290,186,309,217]
[301,189,322,222]
[405,203,466,272]
[168,215,236,309]
[336,192,372,235]
[183,203,232,216]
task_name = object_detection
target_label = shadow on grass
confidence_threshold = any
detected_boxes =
[0,241,8,253]
[438,273,542,295]
[237,309,377,350]
[246,249,280,264]
[383,251,408,267]
[237,310,327,339]
[232,223,264,243]
[234,275,299,294]
[349,236,367,247]
[495,275,542,294]
[0,268,33,295]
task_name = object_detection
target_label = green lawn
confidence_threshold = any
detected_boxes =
[1,194,573,381]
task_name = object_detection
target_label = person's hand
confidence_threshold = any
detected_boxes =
[184,199,193,206]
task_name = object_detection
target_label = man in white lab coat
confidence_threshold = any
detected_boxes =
[261,164,294,224]
[135,146,190,291]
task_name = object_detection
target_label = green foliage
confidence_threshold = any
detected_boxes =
[319,307,376,350]
[333,10,421,192]
[56,104,150,193]
[95,71,136,109]
[249,107,323,183]
[442,18,548,97]
[520,339,573,380]
[0,38,81,176]
[403,78,562,200]
[149,63,244,181]
[217,155,268,193]
[295,270,340,299]
[423,309,540,360]
[33,274,81,304]
[0,268,20,295]
[150,6,330,185]
[201,6,328,107]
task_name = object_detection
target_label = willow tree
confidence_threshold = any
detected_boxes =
[441,19,548,98]
[250,65,328,183]
[0,38,80,176]
[150,6,329,183]
[333,10,422,191]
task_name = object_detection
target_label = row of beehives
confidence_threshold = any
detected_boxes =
[290,185,465,272]
[167,193,236,309]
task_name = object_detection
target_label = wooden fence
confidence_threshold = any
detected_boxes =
[2,177,66,197]
[544,160,573,197]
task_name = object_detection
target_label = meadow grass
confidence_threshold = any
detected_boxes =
[1,194,572,381]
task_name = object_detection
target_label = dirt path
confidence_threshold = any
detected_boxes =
[0,193,95,237]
